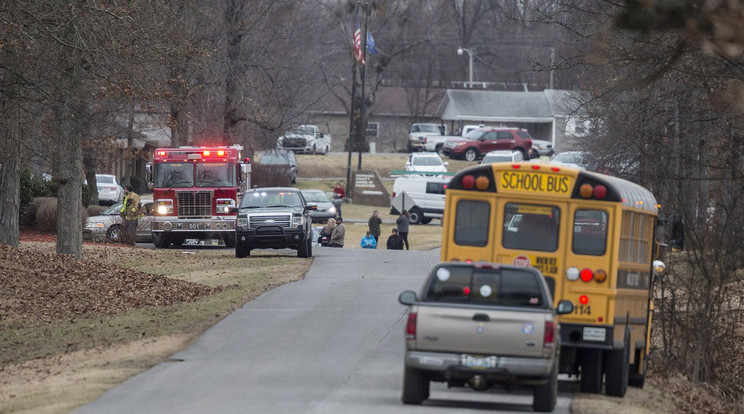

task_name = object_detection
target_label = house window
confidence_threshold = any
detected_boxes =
[366,122,379,138]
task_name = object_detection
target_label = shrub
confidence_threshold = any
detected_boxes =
[128,175,148,195]
[20,170,56,220]
[32,198,58,233]
[27,197,89,234]
[86,205,108,217]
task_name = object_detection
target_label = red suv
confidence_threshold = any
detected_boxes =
[441,127,533,161]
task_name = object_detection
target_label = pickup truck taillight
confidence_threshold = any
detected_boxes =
[405,312,417,340]
[543,321,555,347]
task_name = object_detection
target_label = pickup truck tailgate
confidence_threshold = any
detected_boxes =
[415,305,548,358]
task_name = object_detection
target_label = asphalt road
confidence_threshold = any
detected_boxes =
[73,247,574,414]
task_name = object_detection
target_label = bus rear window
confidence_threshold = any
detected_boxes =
[502,203,560,252]
[573,209,608,255]
[454,200,490,246]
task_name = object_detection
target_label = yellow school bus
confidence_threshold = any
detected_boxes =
[441,161,664,397]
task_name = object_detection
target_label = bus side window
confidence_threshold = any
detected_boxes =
[454,200,490,246]
[573,209,608,256]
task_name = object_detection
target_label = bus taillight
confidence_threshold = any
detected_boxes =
[579,295,589,305]
[579,268,594,282]
[594,269,607,283]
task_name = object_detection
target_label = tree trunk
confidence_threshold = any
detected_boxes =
[55,99,85,258]
[0,99,21,247]
[223,0,246,145]
[83,150,98,206]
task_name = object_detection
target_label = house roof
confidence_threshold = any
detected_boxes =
[435,90,558,123]
[310,86,590,123]
[433,89,591,124]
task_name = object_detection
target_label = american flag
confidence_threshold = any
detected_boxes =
[353,10,365,65]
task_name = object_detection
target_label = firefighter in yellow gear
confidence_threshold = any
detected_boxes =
[120,185,144,245]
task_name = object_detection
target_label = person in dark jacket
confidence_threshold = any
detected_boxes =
[386,228,404,250]
[396,209,411,250]
[368,210,382,248]
[328,217,345,248]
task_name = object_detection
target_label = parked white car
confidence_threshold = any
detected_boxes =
[481,150,524,164]
[551,151,588,169]
[531,139,555,157]
[94,174,124,206]
[404,152,448,174]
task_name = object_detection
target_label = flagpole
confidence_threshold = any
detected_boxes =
[357,4,369,170]
[345,4,360,198]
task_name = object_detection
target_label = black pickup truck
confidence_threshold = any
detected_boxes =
[398,261,573,412]
[232,187,316,258]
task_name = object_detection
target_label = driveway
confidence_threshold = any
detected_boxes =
[74,247,573,414]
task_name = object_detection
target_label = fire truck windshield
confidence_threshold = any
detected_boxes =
[153,163,236,188]
[195,163,236,187]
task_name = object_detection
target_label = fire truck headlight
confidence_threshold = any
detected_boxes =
[216,198,236,214]
[155,199,174,215]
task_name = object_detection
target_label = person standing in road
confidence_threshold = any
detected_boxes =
[386,228,404,250]
[368,210,382,248]
[360,231,377,249]
[396,209,411,250]
[120,185,144,245]
[328,217,345,248]
[332,182,346,218]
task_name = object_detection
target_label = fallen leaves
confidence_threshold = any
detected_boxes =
[0,243,222,326]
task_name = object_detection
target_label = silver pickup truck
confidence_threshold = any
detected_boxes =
[398,262,573,412]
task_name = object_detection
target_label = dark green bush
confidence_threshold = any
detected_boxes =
[129,175,148,195]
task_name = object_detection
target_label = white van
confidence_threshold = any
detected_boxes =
[390,176,450,224]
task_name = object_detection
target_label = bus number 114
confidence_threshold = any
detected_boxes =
[573,304,591,316]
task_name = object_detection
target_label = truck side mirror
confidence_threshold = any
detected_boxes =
[398,290,417,305]
[556,300,574,315]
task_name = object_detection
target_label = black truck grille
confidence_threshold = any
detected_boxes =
[249,214,292,229]
[177,191,212,218]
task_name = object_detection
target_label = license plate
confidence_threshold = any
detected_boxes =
[583,327,606,342]
[460,355,497,369]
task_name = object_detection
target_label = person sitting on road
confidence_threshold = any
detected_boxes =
[319,218,336,247]
[386,228,405,250]
[328,217,345,248]
[360,231,377,249]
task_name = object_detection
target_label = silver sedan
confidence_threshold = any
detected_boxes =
[83,201,154,243]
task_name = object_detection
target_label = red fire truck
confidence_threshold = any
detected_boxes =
[146,145,250,248]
